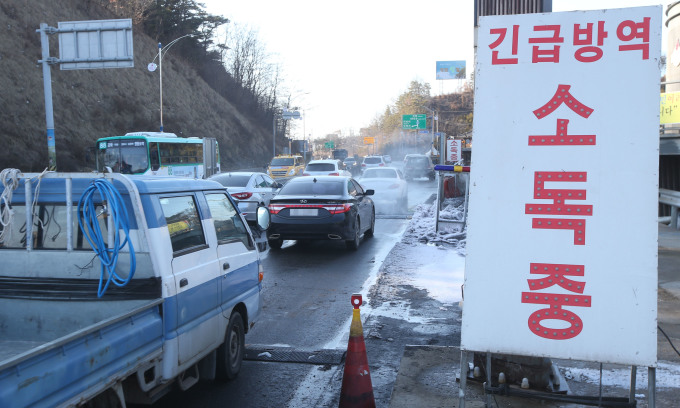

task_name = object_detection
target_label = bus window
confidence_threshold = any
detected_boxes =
[97,139,148,174]
[159,142,202,165]
[149,142,160,171]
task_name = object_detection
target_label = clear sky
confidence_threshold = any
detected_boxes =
[201,1,668,140]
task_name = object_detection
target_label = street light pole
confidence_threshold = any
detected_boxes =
[148,34,193,132]
[273,113,277,157]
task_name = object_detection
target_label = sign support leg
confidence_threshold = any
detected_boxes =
[39,23,56,171]
[648,366,656,408]
[458,349,469,408]
[629,365,637,403]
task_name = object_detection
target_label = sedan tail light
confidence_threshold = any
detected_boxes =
[268,203,351,214]
[302,172,310,176]
[231,192,253,200]
[388,183,400,189]
[329,172,339,176]
[325,203,352,214]
[268,203,285,214]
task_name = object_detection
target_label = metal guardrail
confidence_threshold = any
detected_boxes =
[659,188,680,229]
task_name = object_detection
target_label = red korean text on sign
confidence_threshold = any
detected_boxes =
[521,263,592,340]
[488,17,652,65]
[523,84,595,340]
[573,21,608,63]
[529,25,564,63]
[525,171,591,245]
[489,25,519,65]
[617,17,651,59]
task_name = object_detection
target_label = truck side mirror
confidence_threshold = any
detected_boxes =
[256,206,271,231]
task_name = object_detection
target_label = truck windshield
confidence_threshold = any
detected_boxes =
[97,139,149,174]
[271,158,294,166]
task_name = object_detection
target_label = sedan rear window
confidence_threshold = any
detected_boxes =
[211,174,250,187]
[279,180,344,196]
[407,157,429,165]
[364,157,383,164]
[306,163,336,172]
[363,169,397,178]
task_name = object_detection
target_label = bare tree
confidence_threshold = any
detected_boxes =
[102,0,154,24]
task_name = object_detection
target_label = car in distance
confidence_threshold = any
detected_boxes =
[403,154,436,181]
[267,155,305,179]
[358,167,409,214]
[267,176,375,250]
[303,159,351,177]
[382,154,392,164]
[361,155,387,173]
[209,172,282,225]
[343,157,361,176]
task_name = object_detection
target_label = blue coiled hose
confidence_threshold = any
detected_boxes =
[77,179,136,297]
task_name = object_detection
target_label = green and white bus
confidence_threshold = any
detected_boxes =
[96,132,220,178]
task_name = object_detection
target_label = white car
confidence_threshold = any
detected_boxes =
[361,155,387,173]
[209,172,282,224]
[358,167,409,214]
[303,159,352,176]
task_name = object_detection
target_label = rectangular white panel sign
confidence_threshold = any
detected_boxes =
[461,6,660,366]
[447,139,462,162]
[58,19,133,70]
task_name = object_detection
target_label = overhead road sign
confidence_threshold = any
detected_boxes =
[58,19,133,70]
[363,137,375,145]
[402,114,426,130]
[282,109,301,120]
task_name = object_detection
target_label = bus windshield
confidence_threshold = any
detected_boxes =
[97,139,149,174]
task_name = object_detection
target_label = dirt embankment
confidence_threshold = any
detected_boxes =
[0,0,271,172]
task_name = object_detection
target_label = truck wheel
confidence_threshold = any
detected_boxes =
[217,311,245,380]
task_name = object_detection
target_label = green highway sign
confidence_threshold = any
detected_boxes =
[402,114,426,130]
[324,141,335,149]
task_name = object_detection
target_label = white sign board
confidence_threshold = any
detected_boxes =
[462,6,660,366]
[58,19,133,70]
[447,139,462,163]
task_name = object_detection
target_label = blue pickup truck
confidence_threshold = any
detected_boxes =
[0,171,269,407]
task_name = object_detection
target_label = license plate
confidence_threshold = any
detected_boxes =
[290,208,318,216]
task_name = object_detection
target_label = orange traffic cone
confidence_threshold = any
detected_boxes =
[339,294,376,408]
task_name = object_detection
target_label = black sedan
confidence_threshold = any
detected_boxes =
[267,176,375,250]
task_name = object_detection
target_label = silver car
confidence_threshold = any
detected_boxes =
[209,172,282,224]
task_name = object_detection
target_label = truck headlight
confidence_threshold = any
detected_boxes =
[288,168,296,175]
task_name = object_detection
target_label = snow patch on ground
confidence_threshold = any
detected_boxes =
[562,361,680,389]
[402,198,467,255]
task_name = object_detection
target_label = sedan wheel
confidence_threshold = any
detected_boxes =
[365,210,375,237]
[346,217,361,250]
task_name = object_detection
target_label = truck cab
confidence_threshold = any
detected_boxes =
[267,155,305,179]
[0,172,269,407]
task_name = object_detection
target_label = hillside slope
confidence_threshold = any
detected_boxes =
[0,0,272,172]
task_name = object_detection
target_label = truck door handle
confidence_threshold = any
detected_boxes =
[223,262,230,270]
[180,278,188,287]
